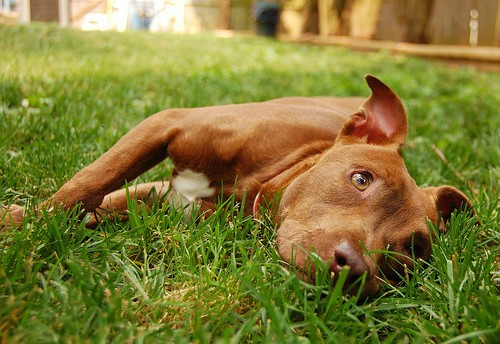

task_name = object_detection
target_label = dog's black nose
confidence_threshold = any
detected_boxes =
[330,241,369,280]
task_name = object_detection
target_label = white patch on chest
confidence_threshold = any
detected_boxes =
[171,169,215,202]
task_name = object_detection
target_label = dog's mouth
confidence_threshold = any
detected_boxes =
[293,259,385,298]
[308,272,387,299]
[276,227,412,298]
[290,249,418,299]
[278,235,423,298]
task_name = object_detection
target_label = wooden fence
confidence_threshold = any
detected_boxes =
[281,0,500,46]
[8,0,500,46]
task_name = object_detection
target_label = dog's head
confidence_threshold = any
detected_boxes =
[276,75,474,297]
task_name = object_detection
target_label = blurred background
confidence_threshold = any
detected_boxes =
[0,0,499,46]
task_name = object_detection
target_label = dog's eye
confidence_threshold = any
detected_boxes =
[351,172,370,191]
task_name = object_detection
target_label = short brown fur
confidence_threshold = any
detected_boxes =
[1,75,474,297]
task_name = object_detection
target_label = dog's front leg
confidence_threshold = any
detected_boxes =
[86,181,171,227]
[46,112,177,212]
[2,110,179,227]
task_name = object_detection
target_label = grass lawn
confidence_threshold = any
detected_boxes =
[0,24,499,343]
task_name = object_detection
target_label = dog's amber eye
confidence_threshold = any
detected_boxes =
[351,173,370,191]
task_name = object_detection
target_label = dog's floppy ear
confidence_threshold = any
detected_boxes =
[337,75,407,147]
[423,186,476,230]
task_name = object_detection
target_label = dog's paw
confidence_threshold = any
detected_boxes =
[0,204,25,229]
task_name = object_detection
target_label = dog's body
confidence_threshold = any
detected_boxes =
[1,76,473,297]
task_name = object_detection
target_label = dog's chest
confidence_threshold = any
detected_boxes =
[170,169,216,204]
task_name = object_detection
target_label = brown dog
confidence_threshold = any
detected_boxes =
[1,75,473,297]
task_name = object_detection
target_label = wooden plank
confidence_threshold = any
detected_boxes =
[317,0,332,37]
[71,0,106,22]
[286,35,500,63]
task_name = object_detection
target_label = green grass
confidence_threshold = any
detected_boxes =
[0,24,499,343]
